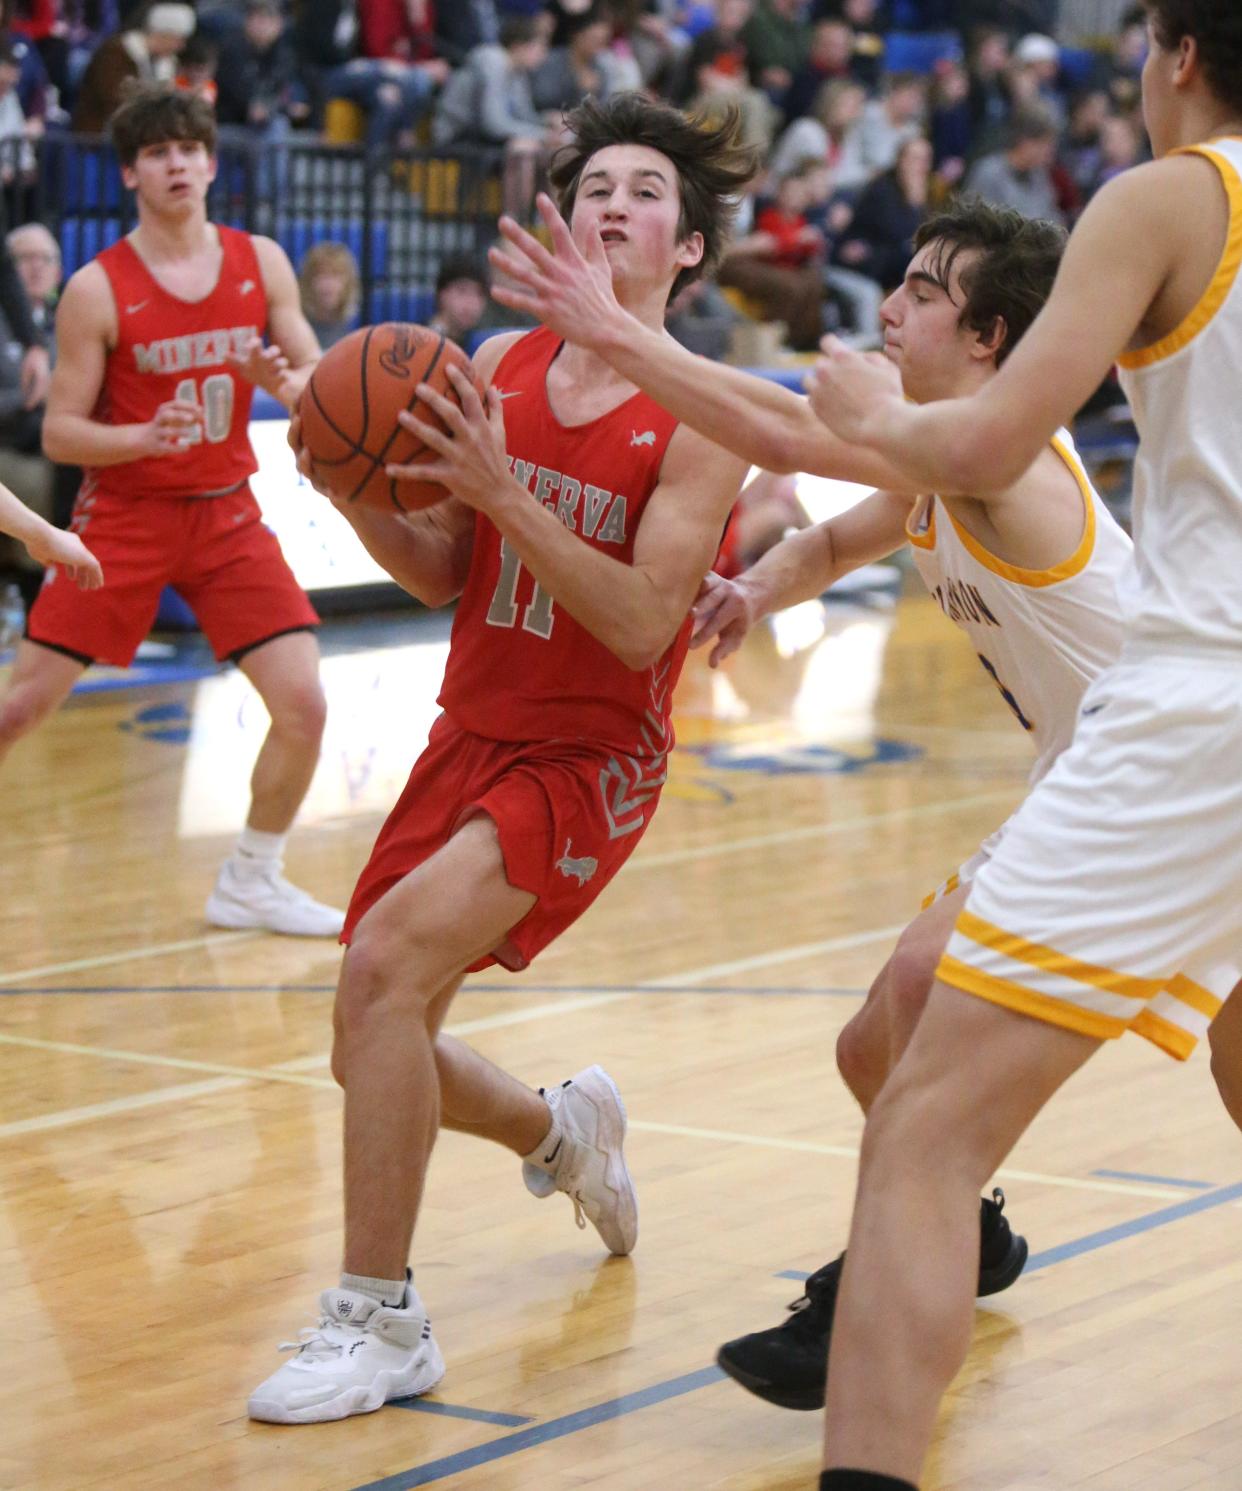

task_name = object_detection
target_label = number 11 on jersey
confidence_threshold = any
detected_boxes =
[486,538,556,639]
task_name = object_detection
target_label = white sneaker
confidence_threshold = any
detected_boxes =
[522,1065,638,1256]
[248,1284,445,1424]
[205,858,345,938]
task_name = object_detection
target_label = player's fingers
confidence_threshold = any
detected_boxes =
[411,382,463,430]
[497,213,557,273]
[388,459,449,485]
[396,410,453,454]
[445,363,483,418]
[583,220,610,270]
[537,193,580,260]
[489,284,542,317]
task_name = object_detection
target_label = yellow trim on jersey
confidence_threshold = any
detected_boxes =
[954,909,1164,1000]
[1132,1008,1198,1062]
[1118,145,1242,371]
[919,871,960,912]
[939,437,1096,588]
[905,494,936,550]
[937,954,1125,1041]
[1166,973,1224,1020]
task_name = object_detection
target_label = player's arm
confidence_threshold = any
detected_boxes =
[805,161,1182,495]
[42,264,201,466]
[231,236,322,409]
[691,489,912,665]
[0,483,103,588]
[490,195,917,490]
[402,364,748,669]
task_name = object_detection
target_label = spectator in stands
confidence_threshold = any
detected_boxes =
[72,3,195,132]
[679,0,777,152]
[531,7,622,113]
[1107,4,1147,111]
[297,241,360,350]
[216,0,311,146]
[833,131,932,290]
[1092,109,1143,194]
[741,0,812,113]
[0,40,37,192]
[360,0,438,67]
[855,70,927,183]
[5,0,68,103]
[769,76,868,188]
[966,103,1064,225]
[7,221,59,346]
[292,0,355,122]
[928,59,972,188]
[328,50,448,155]
[433,17,556,216]
[717,160,827,351]
[783,18,865,123]
[427,255,488,347]
[175,32,220,108]
[1010,32,1065,129]
[1059,87,1110,201]
[434,0,501,67]
[965,25,1012,156]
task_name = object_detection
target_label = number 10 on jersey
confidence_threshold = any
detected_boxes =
[174,372,235,444]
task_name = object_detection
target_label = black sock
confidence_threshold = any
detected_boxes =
[820,1472,918,1491]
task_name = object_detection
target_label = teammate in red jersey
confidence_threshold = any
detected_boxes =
[247,93,754,1425]
[0,88,343,937]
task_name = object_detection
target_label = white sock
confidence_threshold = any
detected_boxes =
[522,1101,564,1177]
[340,1269,408,1308]
[232,825,287,871]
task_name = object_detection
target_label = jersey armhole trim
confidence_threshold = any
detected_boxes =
[938,436,1095,588]
[905,494,936,549]
[1117,145,1242,371]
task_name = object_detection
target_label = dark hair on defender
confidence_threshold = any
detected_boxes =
[913,196,1067,367]
[1143,1,1242,113]
[109,85,218,166]
[549,92,760,299]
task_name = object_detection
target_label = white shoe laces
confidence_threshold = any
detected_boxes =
[279,1316,359,1360]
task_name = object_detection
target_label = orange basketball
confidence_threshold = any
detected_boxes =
[298,323,480,513]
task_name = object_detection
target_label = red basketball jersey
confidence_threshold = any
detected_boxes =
[90,226,265,499]
[440,327,686,756]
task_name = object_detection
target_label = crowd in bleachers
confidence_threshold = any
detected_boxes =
[0,0,1149,587]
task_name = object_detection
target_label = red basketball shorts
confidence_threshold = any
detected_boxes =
[27,484,318,667]
[343,712,666,971]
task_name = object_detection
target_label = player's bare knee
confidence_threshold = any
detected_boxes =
[337,925,436,1030]
[886,927,939,1027]
[0,682,56,743]
[272,680,327,745]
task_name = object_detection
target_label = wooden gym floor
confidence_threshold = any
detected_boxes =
[3,588,1240,1491]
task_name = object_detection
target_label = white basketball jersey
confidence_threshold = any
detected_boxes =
[1116,137,1242,650]
[907,431,1133,783]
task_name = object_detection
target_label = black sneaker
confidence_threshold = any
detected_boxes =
[715,1188,1029,1411]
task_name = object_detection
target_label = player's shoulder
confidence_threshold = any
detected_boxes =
[59,259,116,324]
[246,232,295,280]
[1088,150,1224,226]
[469,328,529,385]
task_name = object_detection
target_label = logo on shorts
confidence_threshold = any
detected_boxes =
[630,429,656,448]
[555,839,598,886]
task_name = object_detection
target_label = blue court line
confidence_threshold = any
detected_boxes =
[351,1366,726,1490]
[388,1398,532,1428]
[1090,1168,1214,1190]
[0,983,867,999]
[72,665,215,694]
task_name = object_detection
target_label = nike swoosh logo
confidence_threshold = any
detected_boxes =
[543,1136,562,1166]
[126,300,148,314]
[493,389,522,400]
[1081,703,1106,717]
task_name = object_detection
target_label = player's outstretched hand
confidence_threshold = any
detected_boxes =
[25,524,104,589]
[144,397,202,456]
[229,336,305,408]
[690,571,757,668]
[806,335,905,446]
[391,365,509,511]
[489,193,624,349]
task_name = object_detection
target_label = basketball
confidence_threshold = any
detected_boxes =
[298,323,480,513]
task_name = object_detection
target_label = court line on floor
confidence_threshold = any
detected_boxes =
[1091,1168,1214,1191]
[0,983,870,998]
[0,787,1014,988]
[389,1399,533,1428]
[619,788,1020,873]
[358,1177,1242,1490]
[0,929,263,986]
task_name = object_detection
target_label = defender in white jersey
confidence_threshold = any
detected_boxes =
[805,4,1242,1486]
[493,192,1135,1407]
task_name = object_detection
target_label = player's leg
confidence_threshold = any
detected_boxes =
[821,982,1099,1483]
[249,814,536,1425]
[837,886,969,1112]
[1208,977,1242,1133]
[205,629,342,935]
[0,640,85,767]
[716,883,1026,1412]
